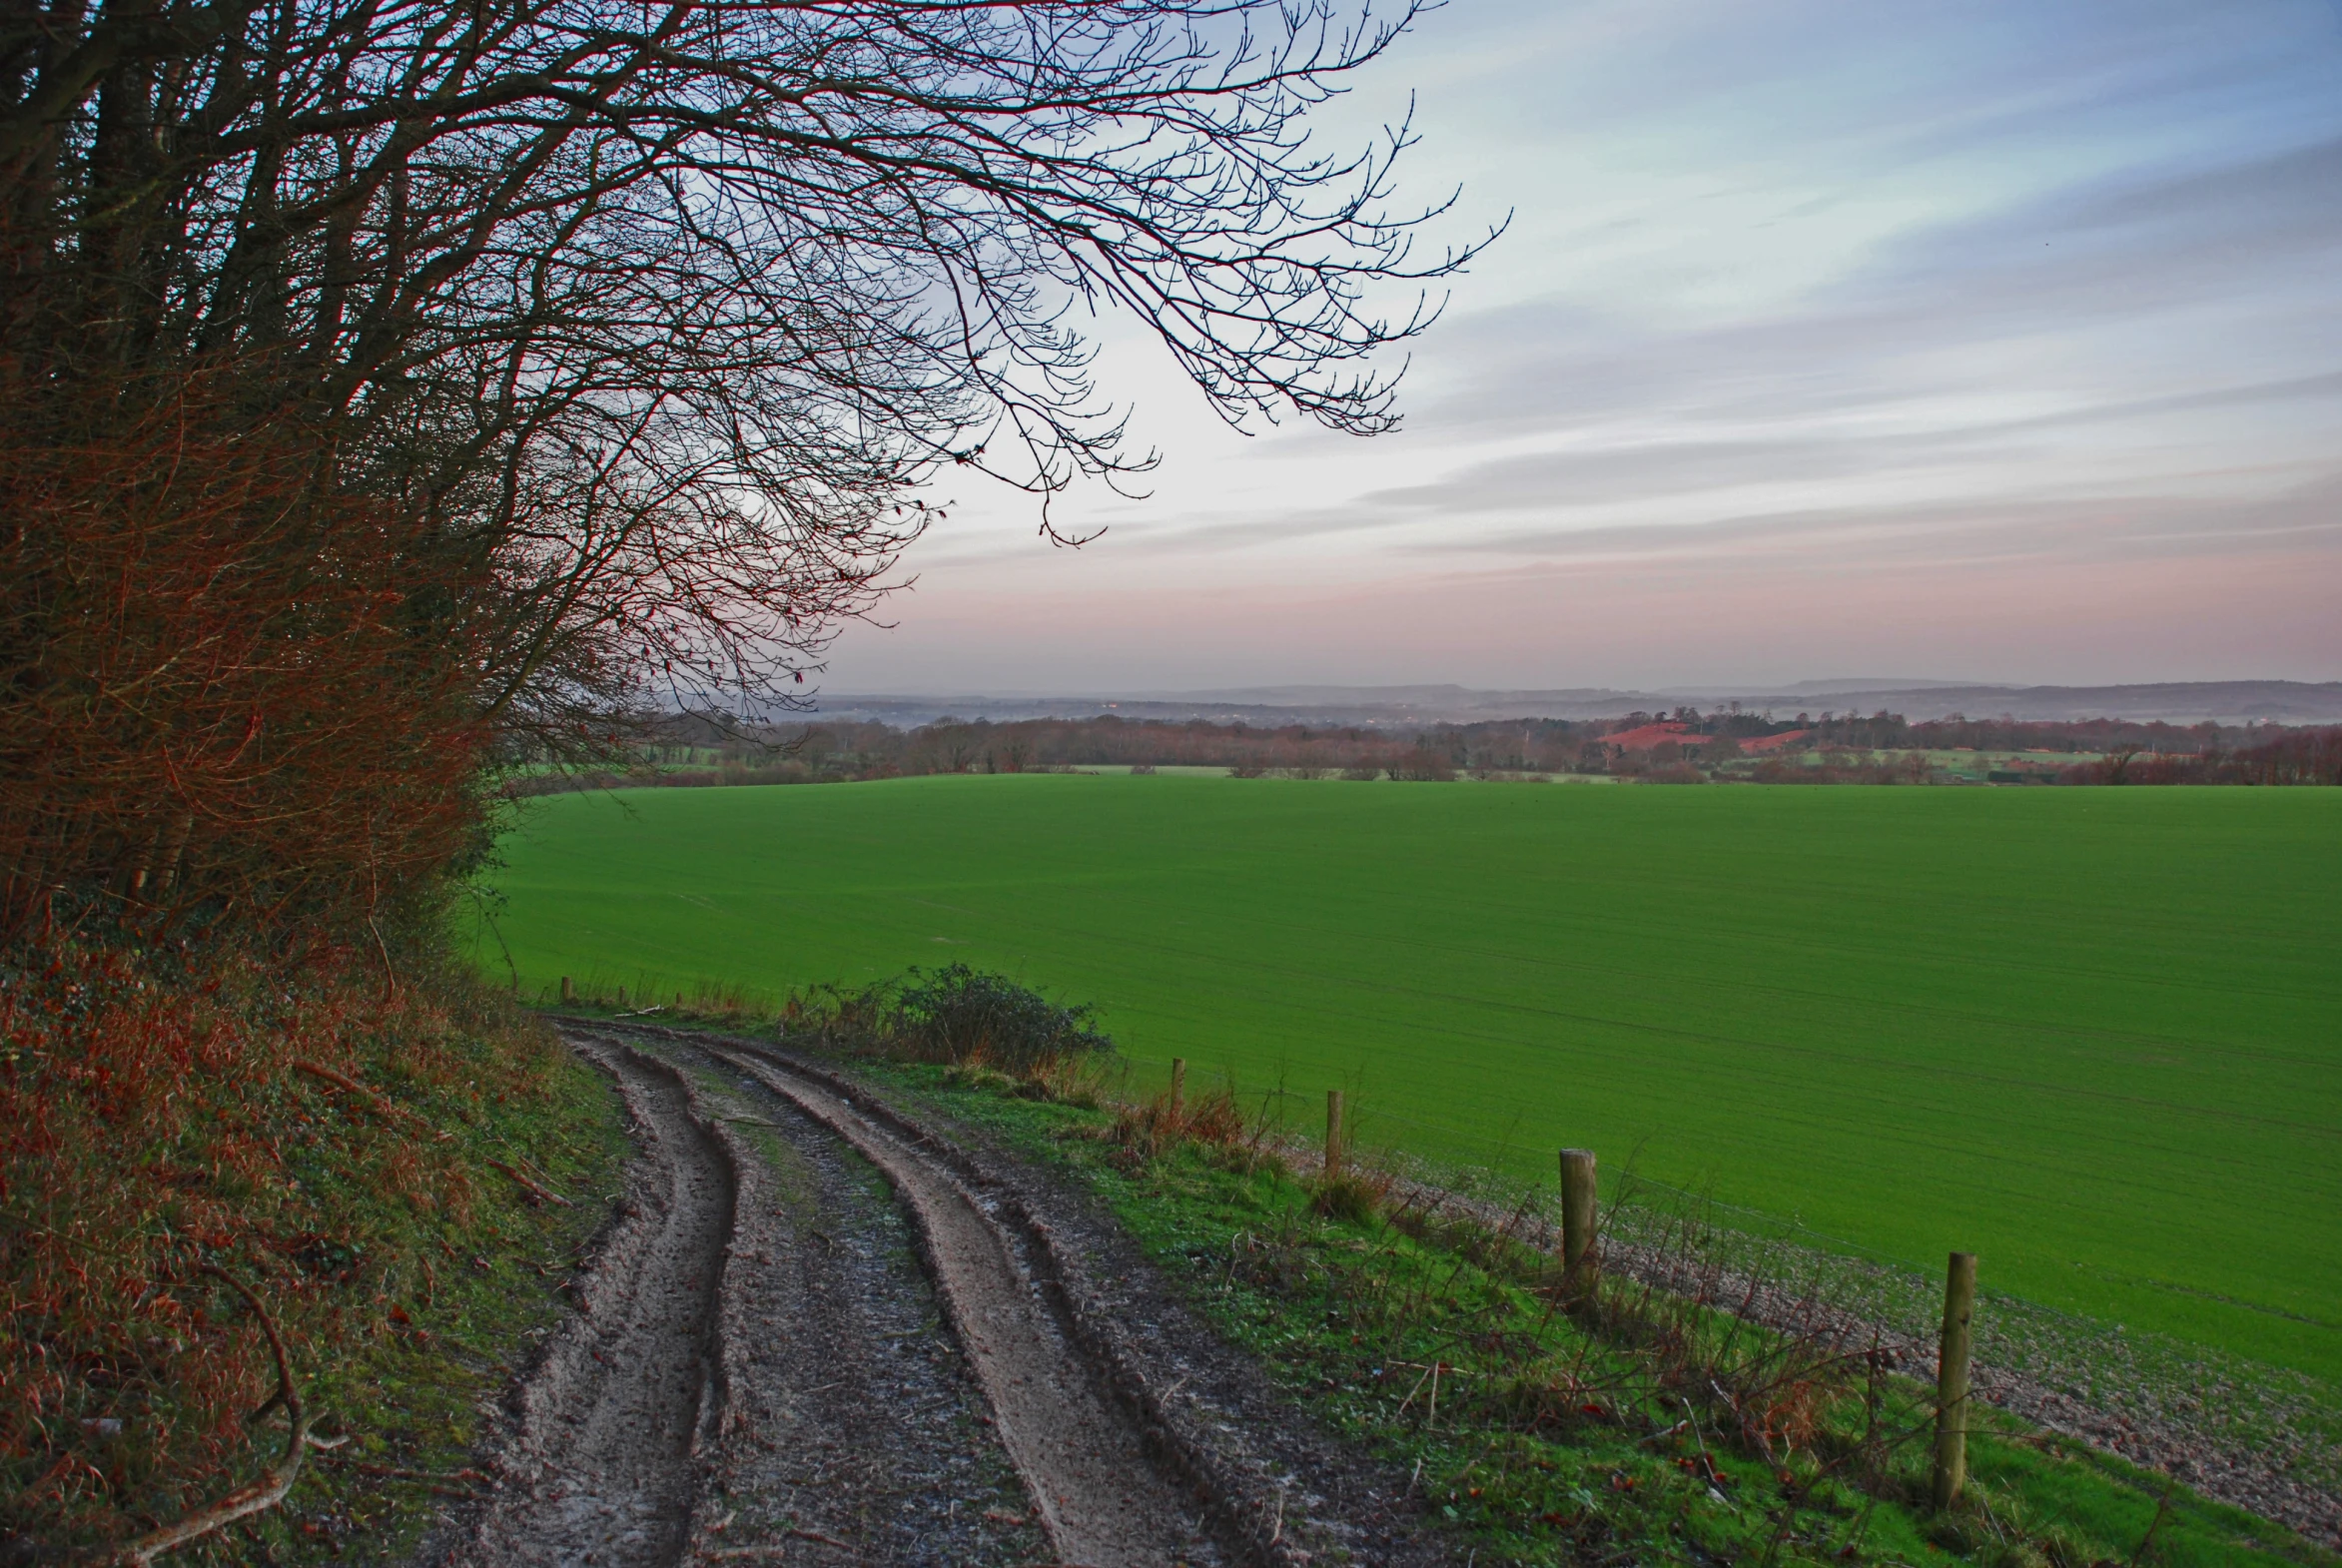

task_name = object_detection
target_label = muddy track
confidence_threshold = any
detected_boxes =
[445,1040,735,1568]
[635,1026,1445,1568]
[690,1040,1225,1568]
[440,1024,1450,1567]
[655,1031,1061,1565]
[447,1028,1285,1567]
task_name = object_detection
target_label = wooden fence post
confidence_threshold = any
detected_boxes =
[615,986,626,1008]
[1934,1251,1978,1510]
[1559,1149,1599,1301]
[1324,1090,1345,1176]
[559,976,573,1004]
[675,991,685,1010]
[1169,1058,1186,1119]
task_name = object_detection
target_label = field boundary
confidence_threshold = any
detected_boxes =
[540,997,2342,1550]
[1376,1156,2342,1545]
[1222,1083,2342,1546]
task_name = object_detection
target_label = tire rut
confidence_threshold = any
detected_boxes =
[652,1036,1054,1566]
[450,1041,735,1568]
[460,1027,1309,1567]
[688,1042,1226,1568]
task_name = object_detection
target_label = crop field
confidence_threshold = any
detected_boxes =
[481,775,2342,1385]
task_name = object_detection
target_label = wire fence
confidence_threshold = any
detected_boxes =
[1126,1058,2342,1546]
[534,1000,2342,1544]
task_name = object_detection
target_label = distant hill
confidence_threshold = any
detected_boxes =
[1693,681,2342,724]
[813,680,2342,728]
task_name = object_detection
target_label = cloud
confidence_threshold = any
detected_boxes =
[830,0,2342,691]
[1406,133,2342,442]
[1354,433,2013,514]
[1420,470,2342,570]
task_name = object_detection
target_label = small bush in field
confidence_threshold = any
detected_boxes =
[1109,1081,1292,1178]
[893,965,1113,1068]
[942,1062,1023,1096]
[797,965,1113,1074]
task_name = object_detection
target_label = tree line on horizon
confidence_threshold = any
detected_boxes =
[517,708,2342,792]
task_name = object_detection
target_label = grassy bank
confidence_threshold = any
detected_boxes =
[1,933,627,1563]
[843,1052,2334,1568]
[480,774,2342,1383]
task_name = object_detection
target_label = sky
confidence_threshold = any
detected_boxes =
[820,0,2342,696]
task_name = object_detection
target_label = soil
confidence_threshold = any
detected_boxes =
[441,1039,733,1568]
[426,1017,2337,1564]
[702,1042,1223,1566]
[429,1023,1456,1568]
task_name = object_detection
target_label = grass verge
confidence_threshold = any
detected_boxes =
[2,931,627,1564]
[828,1051,2335,1568]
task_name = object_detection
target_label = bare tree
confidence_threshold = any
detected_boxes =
[0,0,1488,928]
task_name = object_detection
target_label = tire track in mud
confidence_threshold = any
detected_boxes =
[450,1041,735,1568]
[689,1042,1226,1568]
[483,1029,1226,1567]
[655,1036,1054,1566]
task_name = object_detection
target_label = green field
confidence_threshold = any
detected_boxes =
[481,775,2342,1383]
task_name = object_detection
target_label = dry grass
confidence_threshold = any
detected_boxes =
[1107,1081,1291,1180]
[1091,1080,1924,1500]
[0,929,615,1559]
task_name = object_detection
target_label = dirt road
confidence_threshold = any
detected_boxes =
[434,1026,1444,1568]
[454,1040,732,1567]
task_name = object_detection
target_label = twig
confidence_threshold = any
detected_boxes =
[315,1456,485,1487]
[1393,1360,1436,1418]
[314,1456,480,1499]
[789,1528,853,1550]
[292,1060,450,1142]
[293,1058,392,1112]
[1683,1398,1738,1513]
[366,913,398,1005]
[485,1158,574,1207]
[88,1266,318,1565]
[2129,1485,2175,1568]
